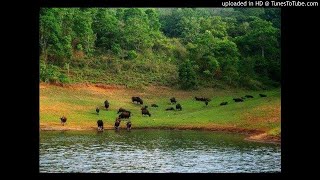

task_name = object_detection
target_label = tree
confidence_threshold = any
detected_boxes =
[235,18,278,58]
[178,60,198,89]
[40,8,72,63]
[73,9,96,55]
[92,9,120,50]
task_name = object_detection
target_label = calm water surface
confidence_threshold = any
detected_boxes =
[40,130,281,173]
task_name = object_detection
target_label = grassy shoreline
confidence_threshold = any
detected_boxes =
[40,83,281,144]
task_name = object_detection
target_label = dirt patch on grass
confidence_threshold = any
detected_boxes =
[242,104,281,123]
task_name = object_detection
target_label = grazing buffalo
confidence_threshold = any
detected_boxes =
[126,121,132,131]
[233,98,244,102]
[166,107,175,111]
[205,100,209,106]
[195,97,211,102]
[176,103,182,111]
[132,97,143,104]
[115,118,120,130]
[141,105,148,110]
[60,116,67,126]
[96,107,100,114]
[151,104,158,107]
[142,109,151,117]
[259,94,267,97]
[245,95,254,98]
[220,102,228,106]
[170,97,177,104]
[117,108,131,114]
[97,120,104,131]
[119,111,131,119]
[104,100,109,110]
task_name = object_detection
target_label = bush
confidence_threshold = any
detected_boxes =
[76,44,83,51]
[40,61,70,83]
[127,50,138,60]
[111,44,122,55]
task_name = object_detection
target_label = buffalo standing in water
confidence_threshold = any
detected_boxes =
[104,100,110,110]
[126,121,132,131]
[97,120,104,131]
[115,118,121,130]
[60,116,67,126]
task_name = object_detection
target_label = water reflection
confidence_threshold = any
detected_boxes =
[40,130,281,173]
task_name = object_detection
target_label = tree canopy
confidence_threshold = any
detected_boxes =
[39,8,281,89]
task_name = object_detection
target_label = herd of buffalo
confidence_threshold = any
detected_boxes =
[60,93,268,131]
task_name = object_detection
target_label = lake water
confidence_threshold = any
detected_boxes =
[40,130,281,173]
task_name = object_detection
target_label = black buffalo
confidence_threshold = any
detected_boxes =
[141,105,148,110]
[60,116,67,126]
[259,94,267,97]
[142,109,151,117]
[151,104,158,107]
[97,120,104,131]
[166,107,175,111]
[115,118,120,130]
[126,121,132,131]
[170,97,177,104]
[96,107,100,114]
[195,97,211,102]
[118,108,131,114]
[119,111,131,119]
[176,103,182,111]
[205,100,209,106]
[233,98,244,102]
[220,102,228,106]
[132,96,143,104]
[245,95,254,98]
[104,100,109,109]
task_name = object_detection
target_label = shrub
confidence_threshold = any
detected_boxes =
[127,50,138,60]
[40,61,70,83]
[111,44,122,55]
[76,44,83,51]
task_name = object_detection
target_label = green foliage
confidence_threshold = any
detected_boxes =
[76,44,83,51]
[111,43,122,55]
[40,61,70,83]
[178,60,198,89]
[39,8,281,89]
[127,50,138,60]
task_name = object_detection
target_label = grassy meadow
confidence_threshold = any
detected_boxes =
[40,83,280,140]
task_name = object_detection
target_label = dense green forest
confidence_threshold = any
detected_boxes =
[40,8,280,89]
